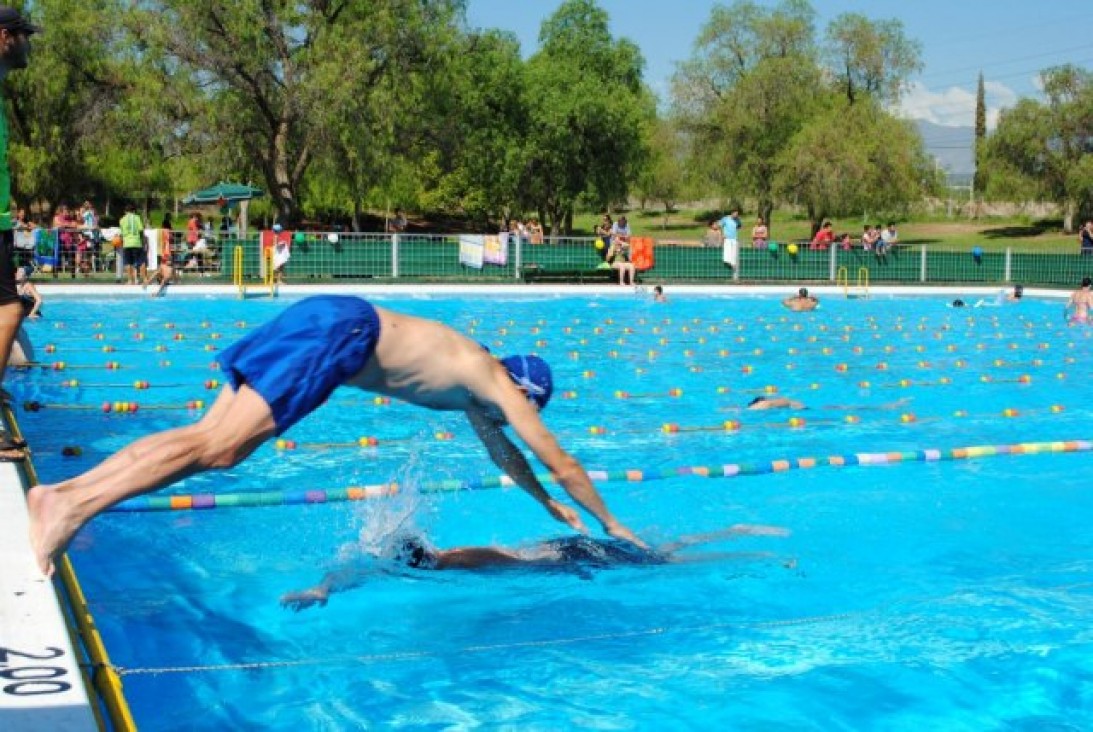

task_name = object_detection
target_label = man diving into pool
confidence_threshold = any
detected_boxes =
[280,524,790,611]
[27,295,644,576]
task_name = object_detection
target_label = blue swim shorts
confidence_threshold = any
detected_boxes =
[215,296,381,434]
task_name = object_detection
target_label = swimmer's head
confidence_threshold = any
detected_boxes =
[798,287,808,298]
[394,536,438,569]
[1013,284,1023,298]
[1083,277,1092,289]
[748,396,767,407]
[501,354,554,410]
[952,299,965,308]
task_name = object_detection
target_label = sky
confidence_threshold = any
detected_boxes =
[465,0,1093,138]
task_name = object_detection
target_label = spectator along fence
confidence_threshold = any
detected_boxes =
[18,227,1093,289]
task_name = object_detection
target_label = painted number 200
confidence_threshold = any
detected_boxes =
[0,647,72,696]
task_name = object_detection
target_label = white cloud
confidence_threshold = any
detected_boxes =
[896,80,1019,129]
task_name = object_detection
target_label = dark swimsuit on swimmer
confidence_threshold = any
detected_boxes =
[541,536,667,567]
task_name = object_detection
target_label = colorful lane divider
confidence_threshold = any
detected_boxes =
[108,437,1093,513]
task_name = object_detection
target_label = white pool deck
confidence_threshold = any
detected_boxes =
[0,282,1075,730]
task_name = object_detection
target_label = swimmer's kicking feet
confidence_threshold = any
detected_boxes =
[28,296,643,577]
[281,524,789,611]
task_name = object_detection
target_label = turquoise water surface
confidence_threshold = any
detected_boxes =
[14,292,1093,730]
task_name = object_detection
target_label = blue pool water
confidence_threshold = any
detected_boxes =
[14,292,1093,729]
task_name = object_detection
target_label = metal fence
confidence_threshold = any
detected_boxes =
[22,228,1093,289]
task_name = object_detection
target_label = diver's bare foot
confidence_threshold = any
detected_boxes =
[27,485,77,577]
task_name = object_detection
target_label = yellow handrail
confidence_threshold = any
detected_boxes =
[857,266,870,297]
[233,245,245,298]
[263,244,275,296]
[836,266,848,297]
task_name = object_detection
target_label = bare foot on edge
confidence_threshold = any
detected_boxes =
[27,485,77,577]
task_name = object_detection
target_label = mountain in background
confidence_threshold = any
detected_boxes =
[915,120,975,177]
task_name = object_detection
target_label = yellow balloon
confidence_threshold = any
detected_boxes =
[595,238,605,250]
[787,243,799,255]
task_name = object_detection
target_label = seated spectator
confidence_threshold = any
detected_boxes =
[880,222,899,251]
[783,287,818,312]
[838,233,852,250]
[611,216,632,255]
[810,221,834,250]
[870,223,887,255]
[14,207,35,231]
[605,238,636,286]
[387,208,407,235]
[527,217,544,244]
[703,220,722,248]
[595,214,614,249]
[860,224,878,252]
[752,217,769,249]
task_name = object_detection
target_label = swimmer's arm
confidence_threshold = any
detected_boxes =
[658,524,790,554]
[435,547,526,570]
[280,567,368,611]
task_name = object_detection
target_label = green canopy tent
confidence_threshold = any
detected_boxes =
[182,182,264,238]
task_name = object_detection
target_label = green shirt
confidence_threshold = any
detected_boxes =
[120,212,143,248]
[0,98,11,231]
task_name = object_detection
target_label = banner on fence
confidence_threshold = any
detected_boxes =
[459,235,484,269]
[484,233,508,266]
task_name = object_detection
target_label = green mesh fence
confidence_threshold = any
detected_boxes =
[162,232,1093,290]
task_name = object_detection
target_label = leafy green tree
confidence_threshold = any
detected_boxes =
[518,0,648,234]
[415,29,528,228]
[984,65,1093,231]
[6,0,125,216]
[775,97,935,230]
[633,117,686,216]
[671,0,820,230]
[824,13,922,105]
[128,0,464,225]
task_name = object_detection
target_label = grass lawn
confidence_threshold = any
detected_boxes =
[579,208,1078,254]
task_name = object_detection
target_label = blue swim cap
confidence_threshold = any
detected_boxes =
[501,354,554,409]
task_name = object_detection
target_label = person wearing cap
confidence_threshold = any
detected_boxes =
[0,6,38,385]
[27,295,645,577]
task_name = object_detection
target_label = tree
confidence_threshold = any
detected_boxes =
[128,1,464,225]
[6,0,126,216]
[973,72,986,199]
[518,0,648,234]
[983,65,1093,231]
[415,29,528,228]
[825,13,922,105]
[633,117,686,217]
[775,97,935,231]
[671,0,820,229]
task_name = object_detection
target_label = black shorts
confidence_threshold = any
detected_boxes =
[122,247,145,268]
[0,230,19,306]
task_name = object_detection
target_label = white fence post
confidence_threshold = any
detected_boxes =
[920,245,927,283]
[391,234,399,279]
[1004,247,1012,282]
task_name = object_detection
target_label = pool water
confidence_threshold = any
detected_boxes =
[14,292,1093,729]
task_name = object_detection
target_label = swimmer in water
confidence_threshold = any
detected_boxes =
[280,524,790,611]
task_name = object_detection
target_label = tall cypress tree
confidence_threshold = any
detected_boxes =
[973,72,986,197]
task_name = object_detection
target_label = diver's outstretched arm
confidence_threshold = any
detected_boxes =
[658,524,789,554]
